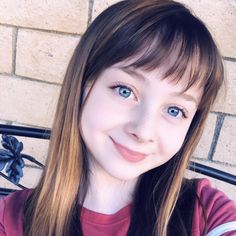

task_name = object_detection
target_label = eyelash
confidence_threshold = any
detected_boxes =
[109,82,188,119]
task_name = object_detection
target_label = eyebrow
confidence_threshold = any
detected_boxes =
[170,92,198,107]
[116,66,147,83]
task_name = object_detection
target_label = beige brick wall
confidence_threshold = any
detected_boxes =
[0,0,235,200]
[0,0,89,34]
[178,0,236,58]
[193,113,217,159]
[0,75,60,127]
[16,29,79,84]
[0,26,13,73]
[214,61,236,114]
[214,116,236,165]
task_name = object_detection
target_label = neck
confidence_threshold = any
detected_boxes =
[82,162,138,214]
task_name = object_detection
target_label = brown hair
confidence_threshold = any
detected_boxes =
[23,1,224,235]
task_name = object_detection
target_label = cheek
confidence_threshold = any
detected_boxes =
[81,95,122,135]
[160,124,190,157]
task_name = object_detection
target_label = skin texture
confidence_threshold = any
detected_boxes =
[80,62,203,214]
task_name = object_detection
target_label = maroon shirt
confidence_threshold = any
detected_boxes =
[0,178,236,236]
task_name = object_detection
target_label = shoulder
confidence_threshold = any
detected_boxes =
[192,178,236,236]
[0,189,32,236]
[0,188,32,214]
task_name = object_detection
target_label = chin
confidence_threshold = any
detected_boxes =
[106,166,147,181]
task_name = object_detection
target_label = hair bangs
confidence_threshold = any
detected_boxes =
[114,11,219,93]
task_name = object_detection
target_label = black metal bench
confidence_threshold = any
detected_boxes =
[0,124,235,197]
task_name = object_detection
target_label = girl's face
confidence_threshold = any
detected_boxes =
[80,62,202,181]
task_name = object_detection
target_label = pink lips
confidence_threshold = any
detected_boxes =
[111,138,147,163]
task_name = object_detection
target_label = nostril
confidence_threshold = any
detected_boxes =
[132,133,143,142]
[130,132,154,143]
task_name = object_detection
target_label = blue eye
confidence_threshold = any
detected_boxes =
[167,106,186,118]
[117,86,131,98]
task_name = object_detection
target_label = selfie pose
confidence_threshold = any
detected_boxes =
[0,0,236,235]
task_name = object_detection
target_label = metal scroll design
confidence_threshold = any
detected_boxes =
[0,134,44,189]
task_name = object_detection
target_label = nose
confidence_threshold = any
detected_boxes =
[124,109,156,143]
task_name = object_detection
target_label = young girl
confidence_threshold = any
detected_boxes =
[0,0,236,235]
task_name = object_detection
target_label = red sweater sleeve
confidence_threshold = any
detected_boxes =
[192,178,236,236]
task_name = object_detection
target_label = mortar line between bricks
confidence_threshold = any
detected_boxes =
[207,113,225,161]
[212,111,236,118]
[12,27,18,75]
[223,57,236,62]
[0,23,81,37]
[88,0,95,26]
[0,73,62,86]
